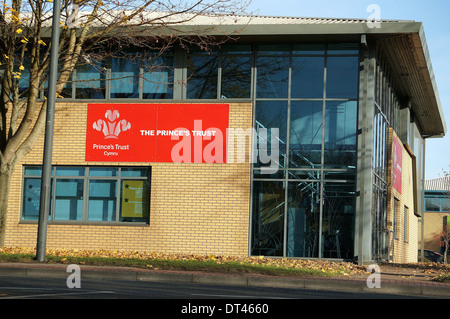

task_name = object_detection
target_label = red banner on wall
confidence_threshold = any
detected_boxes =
[85,103,229,163]
[392,136,402,193]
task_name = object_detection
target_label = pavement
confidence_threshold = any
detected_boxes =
[0,261,449,298]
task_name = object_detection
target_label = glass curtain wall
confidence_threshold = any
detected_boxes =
[251,43,359,259]
[372,58,401,261]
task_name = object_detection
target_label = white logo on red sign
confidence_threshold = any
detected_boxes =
[92,109,131,139]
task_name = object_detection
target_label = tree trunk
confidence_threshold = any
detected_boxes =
[445,241,449,264]
[0,164,12,247]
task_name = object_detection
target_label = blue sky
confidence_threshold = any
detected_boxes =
[248,0,450,180]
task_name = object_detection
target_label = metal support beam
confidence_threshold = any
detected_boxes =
[36,1,61,262]
[355,42,376,265]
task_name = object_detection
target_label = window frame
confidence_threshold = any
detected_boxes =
[21,165,151,225]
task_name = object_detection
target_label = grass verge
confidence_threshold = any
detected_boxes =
[0,249,362,279]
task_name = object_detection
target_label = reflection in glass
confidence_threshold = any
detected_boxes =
[54,179,83,220]
[425,196,441,212]
[326,56,359,99]
[293,44,325,55]
[251,181,285,256]
[142,56,174,99]
[287,182,320,258]
[256,56,289,98]
[291,57,324,98]
[22,178,42,220]
[89,167,118,177]
[88,180,117,221]
[324,101,357,169]
[254,101,287,171]
[187,55,218,99]
[322,182,355,259]
[221,55,252,99]
[289,101,323,169]
[110,55,140,98]
[75,62,106,99]
[56,167,85,176]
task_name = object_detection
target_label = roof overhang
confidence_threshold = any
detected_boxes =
[134,17,447,137]
[39,13,447,137]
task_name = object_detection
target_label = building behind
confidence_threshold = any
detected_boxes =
[3,14,446,264]
[422,176,450,255]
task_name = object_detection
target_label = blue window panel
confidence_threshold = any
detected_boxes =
[54,179,83,221]
[22,178,42,221]
[291,57,324,98]
[326,56,359,99]
[289,101,323,168]
[324,101,358,169]
[256,56,289,98]
[88,180,117,221]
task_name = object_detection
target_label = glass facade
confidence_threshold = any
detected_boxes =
[425,191,450,212]
[21,166,150,223]
[19,42,363,260]
[371,58,402,261]
[251,43,359,259]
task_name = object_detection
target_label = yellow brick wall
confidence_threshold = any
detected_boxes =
[5,102,253,256]
[422,212,449,252]
[387,128,418,263]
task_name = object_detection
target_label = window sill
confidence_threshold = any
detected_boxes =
[19,220,150,227]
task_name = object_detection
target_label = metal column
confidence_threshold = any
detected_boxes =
[355,39,376,265]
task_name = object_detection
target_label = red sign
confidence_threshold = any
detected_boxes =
[85,103,229,163]
[392,136,402,193]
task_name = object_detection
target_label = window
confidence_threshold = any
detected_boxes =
[404,205,409,243]
[425,191,450,212]
[251,43,359,259]
[393,198,400,240]
[21,166,150,224]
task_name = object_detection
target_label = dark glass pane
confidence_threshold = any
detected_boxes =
[253,169,285,179]
[251,181,285,256]
[54,179,83,220]
[254,101,287,174]
[327,43,359,55]
[323,170,356,182]
[287,182,321,258]
[22,178,41,220]
[293,44,325,55]
[220,56,252,99]
[121,167,150,177]
[291,56,324,98]
[110,55,140,98]
[289,101,323,169]
[326,56,359,99]
[88,180,117,221]
[256,56,289,98]
[441,198,450,212]
[187,55,218,99]
[75,63,106,99]
[56,167,85,176]
[142,56,174,99]
[89,167,118,177]
[59,74,73,98]
[287,170,321,181]
[322,182,355,259]
[324,101,357,169]
[24,166,42,176]
[222,44,252,54]
[425,197,440,212]
[120,180,150,222]
[257,45,290,55]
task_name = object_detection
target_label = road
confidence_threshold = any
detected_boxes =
[0,274,430,300]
